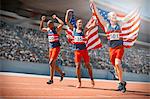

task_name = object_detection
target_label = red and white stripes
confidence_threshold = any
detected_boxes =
[65,15,102,50]
[119,9,141,48]
[85,16,102,50]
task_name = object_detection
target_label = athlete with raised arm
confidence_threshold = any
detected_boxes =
[65,9,97,88]
[90,0,130,92]
[40,15,65,84]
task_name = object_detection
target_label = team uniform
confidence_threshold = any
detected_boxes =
[72,29,90,64]
[106,23,124,66]
[47,27,61,62]
[40,15,65,85]
[106,23,126,92]
[46,27,65,84]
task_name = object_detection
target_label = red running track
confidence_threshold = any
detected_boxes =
[0,72,150,99]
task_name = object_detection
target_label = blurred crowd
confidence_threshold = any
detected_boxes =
[0,21,150,75]
[0,21,40,62]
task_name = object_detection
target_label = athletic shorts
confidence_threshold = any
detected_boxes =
[109,45,124,66]
[74,49,90,64]
[49,46,60,62]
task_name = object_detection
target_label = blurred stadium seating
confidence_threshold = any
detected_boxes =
[0,20,149,75]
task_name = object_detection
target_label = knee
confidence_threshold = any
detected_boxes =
[85,63,91,69]
[49,60,55,67]
[76,63,80,69]
[49,61,52,66]
[115,58,121,67]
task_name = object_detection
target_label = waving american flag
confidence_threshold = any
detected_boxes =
[90,2,141,48]
[66,12,102,50]
[85,15,102,50]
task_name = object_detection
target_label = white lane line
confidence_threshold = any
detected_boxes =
[0,72,49,79]
[0,72,150,84]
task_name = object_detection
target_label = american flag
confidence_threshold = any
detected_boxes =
[65,13,102,50]
[85,15,102,50]
[90,2,141,48]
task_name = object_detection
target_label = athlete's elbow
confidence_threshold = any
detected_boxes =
[61,22,64,25]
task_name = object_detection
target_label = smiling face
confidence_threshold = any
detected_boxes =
[108,12,117,22]
[76,19,83,29]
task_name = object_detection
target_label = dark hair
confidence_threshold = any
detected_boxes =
[76,19,82,22]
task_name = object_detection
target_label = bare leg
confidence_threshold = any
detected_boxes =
[115,58,123,82]
[115,58,127,92]
[50,60,55,81]
[85,63,95,87]
[55,64,63,75]
[75,63,81,88]
[55,64,65,81]
[113,66,119,79]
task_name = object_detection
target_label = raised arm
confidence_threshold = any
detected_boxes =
[52,15,64,34]
[84,18,98,34]
[39,16,47,32]
[90,0,107,29]
[65,9,74,30]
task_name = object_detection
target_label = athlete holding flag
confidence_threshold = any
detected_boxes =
[65,9,96,88]
[90,0,129,93]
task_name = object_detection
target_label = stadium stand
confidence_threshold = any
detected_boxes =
[0,20,150,75]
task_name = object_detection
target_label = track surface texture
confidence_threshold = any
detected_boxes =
[0,72,150,99]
